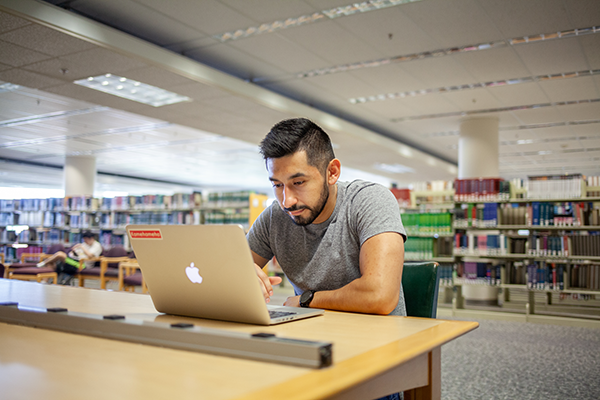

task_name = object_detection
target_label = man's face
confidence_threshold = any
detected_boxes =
[83,237,94,246]
[267,151,330,226]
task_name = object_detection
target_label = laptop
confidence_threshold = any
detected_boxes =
[126,224,324,325]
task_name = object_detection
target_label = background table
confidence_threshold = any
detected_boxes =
[0,279,478,400]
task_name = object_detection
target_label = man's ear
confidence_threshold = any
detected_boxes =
[327,159,341,185]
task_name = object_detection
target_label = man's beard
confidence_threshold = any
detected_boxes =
[284,180,330,226]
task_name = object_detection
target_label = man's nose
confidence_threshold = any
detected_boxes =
[282,186,297,208]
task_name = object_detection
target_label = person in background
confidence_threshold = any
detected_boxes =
[37,230,102,285]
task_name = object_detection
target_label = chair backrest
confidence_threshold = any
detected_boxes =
[104,246,129,268]
[402,261,440,318]
[47,244,65,255]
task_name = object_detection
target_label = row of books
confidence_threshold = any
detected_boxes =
[527,262,566,290]
[454,232,508,256]
[528,234,570,257]
[0,192,205,212]
[98,211,201,227]
[438,263,454,286]
[454,232,600,258]
[204,209,251,227]
[454,203,498,228]
[454,178,510,202]
[405,237,454,260]
[457,261,501,285]
[570,263,600,290]
[98,231,126,247]
[401,212,452,234]
[453,201,600,227]
[99,193,203,211]
[587,176,600,197]
[526,174,584,199]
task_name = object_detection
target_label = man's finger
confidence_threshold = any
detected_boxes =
[254,264,274,300]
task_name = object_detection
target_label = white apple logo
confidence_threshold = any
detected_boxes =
[185,262,203,284]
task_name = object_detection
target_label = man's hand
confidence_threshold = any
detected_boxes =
[254,263,282,303]
[283,295,300,307]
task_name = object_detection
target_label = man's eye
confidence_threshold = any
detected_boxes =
[272,183,283,188]
[294,181,304,186]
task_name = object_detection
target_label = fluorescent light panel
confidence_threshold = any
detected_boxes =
[74,74,191,107]
[391,98,600,122]
[350,69,600,104]
[214,0,422,42]
[300,26,599,79]
[422,119,600,138]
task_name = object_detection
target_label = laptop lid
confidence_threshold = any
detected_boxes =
[126,224,323,325]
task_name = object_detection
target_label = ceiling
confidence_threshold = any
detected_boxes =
[0,0,599,197]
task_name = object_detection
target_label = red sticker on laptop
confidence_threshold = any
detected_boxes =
[129,229,162,239]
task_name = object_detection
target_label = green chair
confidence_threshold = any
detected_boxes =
[402,261,440,318]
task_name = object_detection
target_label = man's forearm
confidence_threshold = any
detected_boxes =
[307,277,400,315]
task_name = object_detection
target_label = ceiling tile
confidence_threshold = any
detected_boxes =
[0,10,30,33]
[0,24,96,57]
[477,0,575,38]
[539,76,600,102]
[401,0,501,47]
[453,47,531,83]
[513,37,591,76]
[0,40,51,67]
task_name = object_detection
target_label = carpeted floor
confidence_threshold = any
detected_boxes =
[441,317,600,400]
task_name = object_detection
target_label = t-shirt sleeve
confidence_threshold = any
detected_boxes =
[246,205,275,261]
[351,183,407,245]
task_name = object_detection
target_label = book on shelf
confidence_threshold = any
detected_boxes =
[456,261,501,285]
[438,263,454,286]
[527,233,570,257]
[402,212,452,234]
[527,261,565,290]
[570,263,600,290]
[454,178,509,202]
[455,203,498,228]
[454,231,508,256]
[526,174,584,199]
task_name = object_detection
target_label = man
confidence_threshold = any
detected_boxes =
[247,117,407,316]
[37,230,102,285]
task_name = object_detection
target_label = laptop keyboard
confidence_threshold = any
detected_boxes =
[269,310,297,319]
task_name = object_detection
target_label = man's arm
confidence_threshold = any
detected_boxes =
[252,251,283,303]
[284,232,404,315]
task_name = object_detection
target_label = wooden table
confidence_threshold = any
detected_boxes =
[0,279,478,400]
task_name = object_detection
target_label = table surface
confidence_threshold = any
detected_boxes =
[0,279,478,400]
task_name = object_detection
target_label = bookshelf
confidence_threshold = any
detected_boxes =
[401,175,600,320]
[451,175,600,319]
[0,191,267,262]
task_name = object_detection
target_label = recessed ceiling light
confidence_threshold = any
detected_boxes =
[74,74,191,107]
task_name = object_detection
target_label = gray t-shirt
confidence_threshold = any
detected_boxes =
[247,180,408,316]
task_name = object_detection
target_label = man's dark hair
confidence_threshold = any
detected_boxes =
[259,118,335,174]
[82,231,94,239]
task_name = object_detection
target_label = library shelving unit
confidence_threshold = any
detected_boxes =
[450,176,600,321]
[401,181,457,302]
[0,191,267,263]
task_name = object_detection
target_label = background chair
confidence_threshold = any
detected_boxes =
[78,246,128,289]
[402,261,440,318]
[5,244,66,284]
[118,258,148,293]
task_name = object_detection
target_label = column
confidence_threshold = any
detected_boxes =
[457,117,499,304]
[458,117,499,179]
[64,156,96,196]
